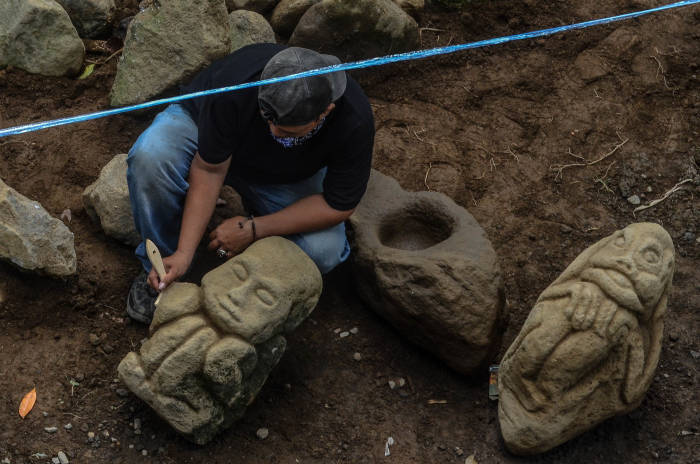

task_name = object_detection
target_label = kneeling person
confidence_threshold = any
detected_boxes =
[125,44,375,323]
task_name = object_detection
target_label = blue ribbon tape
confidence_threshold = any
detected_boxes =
[1,0,697,138]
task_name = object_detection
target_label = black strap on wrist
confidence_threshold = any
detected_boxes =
[248,215,256,242]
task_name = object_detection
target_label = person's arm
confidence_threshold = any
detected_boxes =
[148,153,230,290]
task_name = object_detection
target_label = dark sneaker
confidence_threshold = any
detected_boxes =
[126,271,157,324]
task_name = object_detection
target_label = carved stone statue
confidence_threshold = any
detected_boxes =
[498,223,675,455]
[118,237,322,444]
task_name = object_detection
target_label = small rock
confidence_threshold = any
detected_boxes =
[75,373,85,382]
[80,424,89,433]
[116,388,129,397]
[32,454,49,460]
[256,428,269,440]
[102,344,114,354]
[128,444,134,449]
[455,446,464,456]
[682,231,695,242]
[102,430,110,438]
[560,224,573,234]
[339,331,349,338]
[44,426,58,433]
[353,352,362,361]
[350,327,359,334]
[334,328,341,334]
[57,451,69,464]
[133,418,141,430]
[627,195,641,205]
[141,450,147,456]
[87,431,95,441]
[388,380,396,389]
[52,458,60,464]
[691,350,700,359]
[437,443,446,450]
[646,186,652,192]
[397,378,406,387]
[89,333,101,346]
[64,423,73,430]
[1,458,10,464]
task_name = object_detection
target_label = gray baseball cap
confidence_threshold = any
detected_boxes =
[258,47,347,126]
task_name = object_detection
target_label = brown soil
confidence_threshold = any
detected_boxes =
[0,1,698,463]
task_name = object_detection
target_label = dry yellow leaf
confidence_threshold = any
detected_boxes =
[18,387,36,418]
[465,454,478,464]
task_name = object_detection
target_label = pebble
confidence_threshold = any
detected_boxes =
[350,327,359,334]
[397,378,406,387]
[333,328,341,334]
[1,458,10,464]
[256,428,269,440]
[388,380,396,389]
[116,389,129,397]
[64,423,73,430]
[353,352,362,361]
[44,426,58,433]
[646,186,653,192]
[32,454,48,460]
[133,418,141,430]
[102,344,114,354]
[42,412,49,417]
[89,333,101,346]
[57,452,69,464]
[690,350,700,359]
[87,432,95,441]
[128,444,134,449]
[627,195,641,205]
[682,231,695,242]
[339,331,349,338]
[454,447,464,456]
[141,450,148,456]
[52,458,60,464]
[80,424,89,433]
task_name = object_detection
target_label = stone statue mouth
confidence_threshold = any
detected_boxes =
[604,268,633,289]
[580,267,643,312]
[217,295,241,323]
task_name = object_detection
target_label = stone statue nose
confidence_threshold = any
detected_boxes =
[226,284,249,306]
[615,256,635,273]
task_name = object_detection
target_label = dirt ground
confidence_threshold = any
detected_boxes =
[0,0,698,463]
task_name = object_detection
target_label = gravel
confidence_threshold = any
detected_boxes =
[256,428,269,440]
[627,195,641,205]
[57,451,69,464]
[44,426,58,433]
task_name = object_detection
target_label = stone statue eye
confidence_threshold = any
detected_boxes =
[232,263,248,281]
[256,288,275,306]
[642,248,660,264]
[614,234,626,247]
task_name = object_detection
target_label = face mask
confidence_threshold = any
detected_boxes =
[270,117,326,148]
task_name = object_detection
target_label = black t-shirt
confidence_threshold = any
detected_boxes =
[180,43,374,211]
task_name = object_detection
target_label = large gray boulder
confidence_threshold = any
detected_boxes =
[229,10,276,53]
[393,0,424,18]
[289,0,419,60]
[55,0,115,38]
[118,237,322,444]
[0,178,76,277]
[0,0,84,76]
[270,0,322,37]
[226,0,279,14]
[348,170,506,374]
[110,0,230,107]
[499,223,674,455]
[83,154,140,247]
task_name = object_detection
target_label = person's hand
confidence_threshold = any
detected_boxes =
[147,250,192,292]
[207,216,255,258]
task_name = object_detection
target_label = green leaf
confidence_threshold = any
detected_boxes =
[78,63,95,80]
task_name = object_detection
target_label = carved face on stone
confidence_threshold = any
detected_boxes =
[580,223,674,315]
[201,237,322,344]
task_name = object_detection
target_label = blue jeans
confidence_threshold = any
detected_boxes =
[126,104,350,275]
